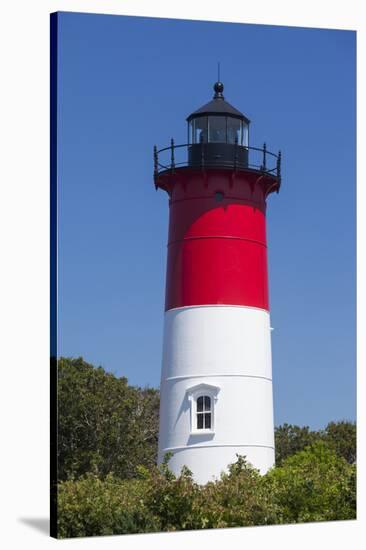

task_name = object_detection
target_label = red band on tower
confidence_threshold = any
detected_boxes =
[162,170,271,311]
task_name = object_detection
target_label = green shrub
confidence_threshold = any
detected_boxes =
[145,464,204,531]
[264,441,356,523]
[57,448,356,537]
[57,473,161,538]
[199,455,277,528]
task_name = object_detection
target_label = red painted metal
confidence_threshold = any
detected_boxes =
[156,169,275,312]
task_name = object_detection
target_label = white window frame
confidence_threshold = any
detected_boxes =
[186,383,220,435]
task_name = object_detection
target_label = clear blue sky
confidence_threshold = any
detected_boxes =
[57,12,356,429]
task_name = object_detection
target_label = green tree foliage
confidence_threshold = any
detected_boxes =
[265,441,356,523]
[57,448,356,538]
[57,474,161,538]
[275,421,356,466]
[143,456,204,531]
[198,456,278,528]
[57,357,159,481]
[274,424,317,465]
[323,420,356,464]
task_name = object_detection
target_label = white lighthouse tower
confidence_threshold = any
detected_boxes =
[154,81,281,484]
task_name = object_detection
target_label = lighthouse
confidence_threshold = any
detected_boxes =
[154,81,281,484]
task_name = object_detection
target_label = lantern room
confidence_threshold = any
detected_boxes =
[187,81,250,168]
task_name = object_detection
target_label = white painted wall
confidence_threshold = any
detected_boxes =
[158,305,275,484]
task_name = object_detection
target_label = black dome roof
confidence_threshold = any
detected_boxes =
[187,82,250,123]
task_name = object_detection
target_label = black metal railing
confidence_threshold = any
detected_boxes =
[154,141,281,182]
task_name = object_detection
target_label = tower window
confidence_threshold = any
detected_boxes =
[186,383,220,434]
[196,395,211,430]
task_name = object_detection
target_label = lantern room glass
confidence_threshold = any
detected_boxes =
[227,118,241,144]
[189,116,248,147]
[208,116,226,143]
[242,122,249,147]
[190,117,208,144]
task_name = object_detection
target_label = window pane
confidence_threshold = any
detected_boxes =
[193,117,208,144]
[204,396,211,411]
[227,118,241,144]
[239,122,243,145]
[242,123,249,147]
[204,413,211,429]
[197,396,204,412]
[208,116,226,143]
[197,413,204,429]
[189,121,194,144]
